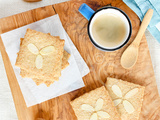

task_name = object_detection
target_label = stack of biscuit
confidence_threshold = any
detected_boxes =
[15,29,71,87]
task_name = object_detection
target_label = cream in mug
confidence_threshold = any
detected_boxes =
[91,13,127,48]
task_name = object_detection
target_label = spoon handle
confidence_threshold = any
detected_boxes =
[133,9,153,46]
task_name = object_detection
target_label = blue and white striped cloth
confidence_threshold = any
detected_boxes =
[123,0,160,43]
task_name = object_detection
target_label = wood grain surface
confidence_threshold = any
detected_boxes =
[0,0,160,120]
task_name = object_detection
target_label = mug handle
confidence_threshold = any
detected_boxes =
[78,3,95,21]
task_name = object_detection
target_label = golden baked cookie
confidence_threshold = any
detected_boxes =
[20,50,70,80]
[32,78,43,86]
[32,78,54,87]
[105,77,145,120]
[61,50,71,69]
[15,28,65,80]
[32,51,71,86]
[70,86,121,120]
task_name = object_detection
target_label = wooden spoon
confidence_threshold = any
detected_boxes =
[121,9,153,69]
[23,0,42,2]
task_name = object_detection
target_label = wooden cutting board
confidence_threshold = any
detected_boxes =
[0,0,160,119]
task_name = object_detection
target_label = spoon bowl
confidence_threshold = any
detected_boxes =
[121,45,138,69]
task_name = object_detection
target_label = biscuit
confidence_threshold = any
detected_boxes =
[32,51,70,86]
[70,86,121,120]
[19,37,70,86]
[32,78,43,86]
[20,50,70,80]
[15,28,64,80]
[105,77,145,120]
[61,50,71,69]
[44,80,54,87]
[32,78,54,87]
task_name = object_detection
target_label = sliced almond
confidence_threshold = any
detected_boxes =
[113,99,122,106]
[27,43,39,55]
[123,100,135,114]
[97,111,110,118]
[90,113,97,120]
[124,88,139,99]
[81,104,94,112]
[95,98,103,111]
[35,55,43,69]
[112,85,122,97]
[40,46,55,55]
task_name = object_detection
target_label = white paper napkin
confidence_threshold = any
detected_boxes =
[0,0,69,19]
[0,52,18,120]
[1,14,89,107]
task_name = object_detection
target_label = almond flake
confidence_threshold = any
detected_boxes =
[95,98,103,111]
[97,111,110,118]
[27,43,39,55]
[124,88,139,99]
[35,55,43,69]
[40,46,55,55]
[90,113,97,120]
[81,104,94,112]
[112,85,122,97]
[123,100,135,114]
[113,99,122,106]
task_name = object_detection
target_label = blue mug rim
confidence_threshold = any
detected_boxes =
[87,6,132,51]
